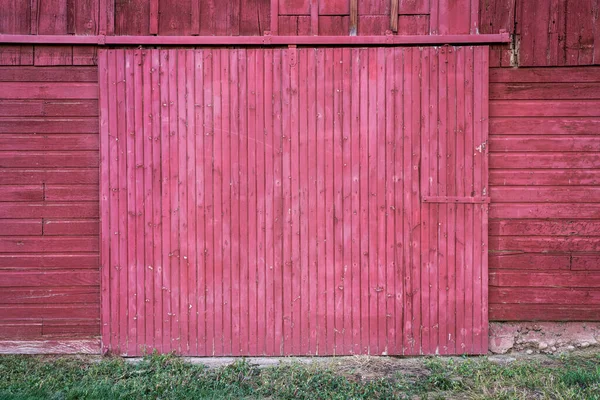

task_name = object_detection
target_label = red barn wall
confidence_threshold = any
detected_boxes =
[0,66,100,342]
[480,0,600,67]
[488,66,600,321]
[0,0,482,38]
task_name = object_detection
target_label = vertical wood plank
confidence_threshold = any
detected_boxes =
[332,47,344,355]
[237,48,249,355]
[255,49,266,355]
[150,49,161,353]
[358,48,369,355]
[220,48,232,356]
[376,47,387,355]
[230,49,240,356]
[463,46,474,353]
[419,46,430,355]
[341,47,353,356]
[98,49,110,353]
[246,48,258,355]
[315,48,327,355]
[384,46,395,355]
[202,49,215,356]
[289,46,301,355]
[367,47,378,355]
[298,48,310,355]
[272,49,284,355]
[350,48,361,355]
[134,49,146,354]
[186,49,198,356]
[263,48,275,355]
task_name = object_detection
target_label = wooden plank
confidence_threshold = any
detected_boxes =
[0,202,98,218]
[490,271,600,288]
[490,203,600,219]
[0,101,98,117]
[390,0,398,32]
[159,0,192,35]
[397,15,429,35]
[0,270,99,287]
[43,219,99,235]
[0,339,100,354]
[490,304,600,321]
[572,255,600,271]
[489,135,600,152]
[0,46,34,66]
[490,100,600,117]
[279,0,310,15]
[0,133,99,152]
[398,0,429,14]
[114,0,149,35]
[0,151,98,168]
[489,169,600,186]
[0,254,98,269]
[490,153,600,169]
[0,322,43,339]
[0,0,31,34]
[490,67,600,83]
[490,236,600,253]
[0,304,98,319]
[149,0,159,34]
[489,253,571,271]
[0,83,97,100]
[0,67,98,82]
[0,118,99,134]
[0,287,99,304]
[0,236,98,253]
[0,185,43,201]
[43,185,99,201]
[33,46,73,66]
[490,287,600,305]
[349,0,357,35]
[0,169,98,185]
[318,16,350,36]
[490,83,600,100]
[0,219,43,236]
[319,0,349,15]
[490,220,600,236]
[491,187,600,203]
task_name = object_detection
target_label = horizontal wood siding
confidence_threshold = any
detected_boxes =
[0,67,100,341]
[99,47,488,356]
[489,67,600,321]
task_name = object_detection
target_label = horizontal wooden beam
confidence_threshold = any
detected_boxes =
[0,339,100,354]
[422,196,490,204]
[0,32,510,46]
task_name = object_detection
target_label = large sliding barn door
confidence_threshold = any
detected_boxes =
[99,47,488,356]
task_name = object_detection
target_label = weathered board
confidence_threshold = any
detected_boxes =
[480,0,600,67]
[98,46,489,356]
[489,66,600,321]
[0,67,100,343]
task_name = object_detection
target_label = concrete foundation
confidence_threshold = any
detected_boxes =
[489,322,600,354]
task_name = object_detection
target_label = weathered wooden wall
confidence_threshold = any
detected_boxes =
[489,66,600,321]
[99,46,489,356]
[480,0,600,67]
[0,66,100,344]
[0,0,482,38]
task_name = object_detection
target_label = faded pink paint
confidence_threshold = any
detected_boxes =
[98,46,489,356]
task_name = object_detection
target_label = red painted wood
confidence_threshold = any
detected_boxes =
[0,254,98,269]
[0,65,100,344]
[489,66,600,322]
[0,219,43,236]
[99,47,489,356]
